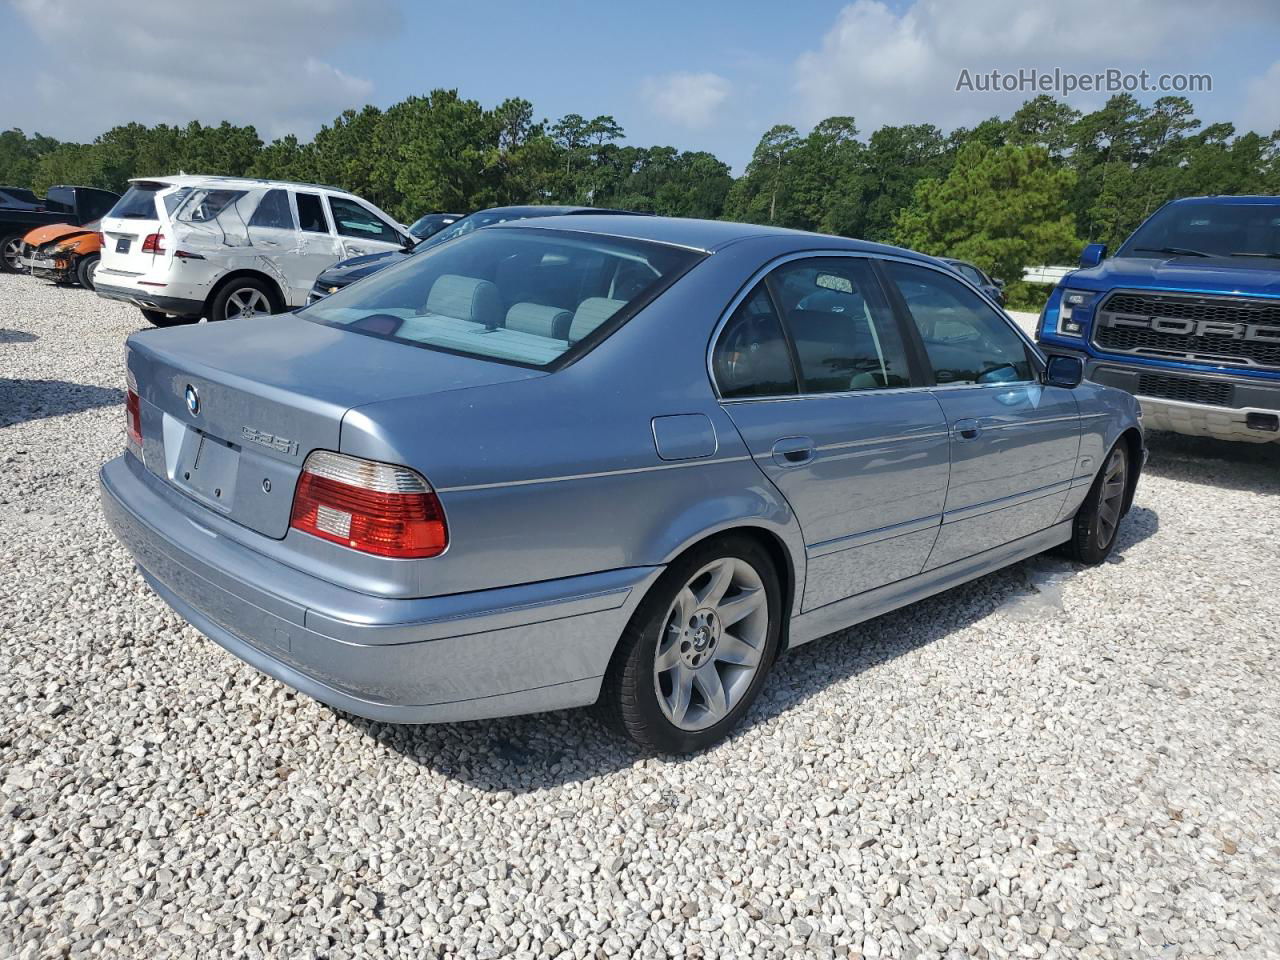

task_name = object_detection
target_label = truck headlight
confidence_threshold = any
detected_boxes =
[1057,289,1097,336]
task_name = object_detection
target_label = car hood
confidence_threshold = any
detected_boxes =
[316,249,410,285]
[1070,256,1280,297]
[23,223,93,247]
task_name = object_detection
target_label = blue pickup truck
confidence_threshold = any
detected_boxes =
[1037,196,1280,444]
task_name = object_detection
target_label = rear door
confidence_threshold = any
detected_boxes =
[880,259,1080,569]
[288,191,344,306]
[245,188,304,302]
[715,256,950,611]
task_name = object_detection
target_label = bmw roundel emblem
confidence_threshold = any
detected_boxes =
[185,384,200,416]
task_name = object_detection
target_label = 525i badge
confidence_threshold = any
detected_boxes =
[241,426,298,457]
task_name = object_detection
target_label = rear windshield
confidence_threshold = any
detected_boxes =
[107,185,164,221]
[300,227,702,368]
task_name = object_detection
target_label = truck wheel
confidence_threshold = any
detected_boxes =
[1064,442,1129,565]
[599,535,781,753]
[76,254,100,290]
[1,234,25,273]
[141,309,191,328]
[210,278,277,322]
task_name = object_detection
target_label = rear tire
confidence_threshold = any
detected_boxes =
[76,254,99,290]
[1064,442,1129,565]
[1,233,25,273]
[141,309,190,328]
[599,534,781,753]
[209,277,278,322]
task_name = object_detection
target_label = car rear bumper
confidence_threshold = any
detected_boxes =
[100,454,661,723]
[95,280,204,317]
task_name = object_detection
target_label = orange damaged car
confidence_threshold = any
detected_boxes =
[20,221,103,289]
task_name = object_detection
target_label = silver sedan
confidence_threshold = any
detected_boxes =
[101,215,1144,752]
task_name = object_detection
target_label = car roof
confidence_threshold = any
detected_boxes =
[501,214,942,259]
[127,174,351,194]
[1169,195,1280,205]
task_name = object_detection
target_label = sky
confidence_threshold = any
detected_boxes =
[3,0,1280,172]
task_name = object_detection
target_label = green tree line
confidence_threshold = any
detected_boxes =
[4,90,1277,306]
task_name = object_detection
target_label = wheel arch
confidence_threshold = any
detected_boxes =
[204,269,287,316]
[1118,426,1144,517]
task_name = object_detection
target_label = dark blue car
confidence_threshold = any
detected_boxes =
[1037,196,1280,444]
[307,205,647,303]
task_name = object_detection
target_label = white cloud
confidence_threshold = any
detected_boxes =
[642,72,732,129]
[794,0,1280,133]
[9,0,397,141]
[1239,60,1280,135]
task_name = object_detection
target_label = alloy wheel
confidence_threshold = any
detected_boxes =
[653,557,769,731]
[224,287,271,320]
[1096,447,1127,548]
[2,238,22,272]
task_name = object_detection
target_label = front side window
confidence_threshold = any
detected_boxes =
[249,189,296,230]
[712,284,798,399]
[769,258,912,393]
[301,227,700,368]
[329,196,399,243]
[883,260,1033,385]
[954,263,985,286]
[295,192,329,233]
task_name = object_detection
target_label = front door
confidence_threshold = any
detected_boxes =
[326,195,407,261]
[714,257,951,611]
[289,191,344,307]
[879,260,1081,570]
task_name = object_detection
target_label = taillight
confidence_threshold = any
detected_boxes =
[125,368,143,457]
[289,451,447,558]
[141,232,165,254]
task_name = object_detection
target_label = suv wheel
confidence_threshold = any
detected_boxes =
[600,535,781,753]
[211,278,277,322]
[1064,442,1129,564]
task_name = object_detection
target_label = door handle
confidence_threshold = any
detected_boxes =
[772,436,815,467]
[953,418,981,441]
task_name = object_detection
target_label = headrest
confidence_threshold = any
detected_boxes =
[569,297,626,343]
[426,274,503,328]
[505,302,572,340]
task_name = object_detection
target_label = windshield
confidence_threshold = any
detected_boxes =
[301,226,702,368]
[1118,201,1280,259]
[426,208,558,248]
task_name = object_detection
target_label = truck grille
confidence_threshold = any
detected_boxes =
[1136,373,1233,408]
[1093,291,1280,370]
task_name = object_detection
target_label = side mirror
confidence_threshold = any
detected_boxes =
[1079,243,1107,268]
[1044,354,1084,389]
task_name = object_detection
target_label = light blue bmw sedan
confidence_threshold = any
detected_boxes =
[100,216,1144,752]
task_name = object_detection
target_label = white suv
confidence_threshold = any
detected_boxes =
[95,176,410,326]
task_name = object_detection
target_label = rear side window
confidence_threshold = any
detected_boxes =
[175,189,247,223]
[249,189,296,230]
[301,227,701,368]
[883,261,1033,385]
[769,258,912,393]
[107,186,163,221]
[296,193,329,233]
[713,285,798,399]
[329,196,398,243]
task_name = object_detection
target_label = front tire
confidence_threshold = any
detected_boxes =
[599,535,781,753]
[210,278,277,322]
[1,233,25,273]
[1064,442,1129,564]
[76,254,99,290]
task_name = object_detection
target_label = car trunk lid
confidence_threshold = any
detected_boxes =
[127,312,545,538]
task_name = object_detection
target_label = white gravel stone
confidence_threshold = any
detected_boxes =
[2,273,1279,959]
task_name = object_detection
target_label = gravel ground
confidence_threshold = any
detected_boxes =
[2,273,1279,960]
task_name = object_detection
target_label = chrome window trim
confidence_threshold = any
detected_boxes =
[707,249,1046,403]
